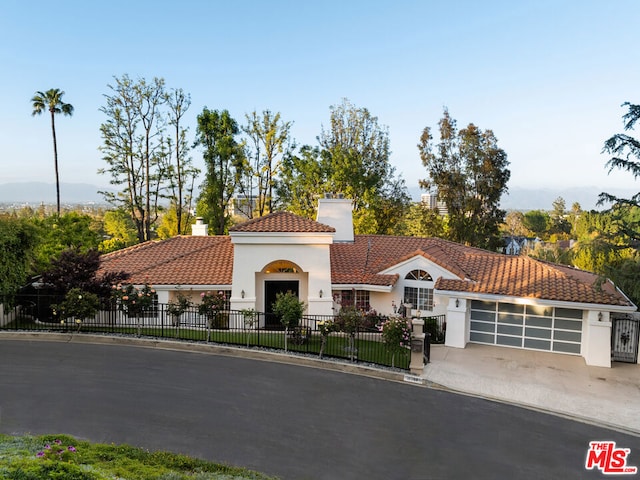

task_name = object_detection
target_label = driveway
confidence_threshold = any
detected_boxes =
[0,338,638,479]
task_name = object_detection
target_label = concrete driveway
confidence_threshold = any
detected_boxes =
[0,336,638,480]
[424,343,640,435]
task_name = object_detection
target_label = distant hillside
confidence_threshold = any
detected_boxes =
[410,186,638,211]
[0,182,110,204]
[0,182,637,212]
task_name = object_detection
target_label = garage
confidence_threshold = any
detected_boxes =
[469,300,583,354]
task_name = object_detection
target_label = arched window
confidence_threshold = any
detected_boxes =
[263,260,301,274]
[404,270,432,281]
[403,270,434,310]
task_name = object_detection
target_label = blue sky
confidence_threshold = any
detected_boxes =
[2,0,640,197]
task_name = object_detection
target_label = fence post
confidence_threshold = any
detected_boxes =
[409,318,425,375]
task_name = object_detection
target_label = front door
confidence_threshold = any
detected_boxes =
[612,316,640,363]
[264,280,299,329]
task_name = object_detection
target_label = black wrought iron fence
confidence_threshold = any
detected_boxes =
[1,295,447,370]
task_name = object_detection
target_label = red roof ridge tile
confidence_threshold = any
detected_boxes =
[229,211,335,233]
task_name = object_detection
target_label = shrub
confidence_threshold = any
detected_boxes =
[271,291,305,330]
[52,288,100,327]
[111,283,155,317]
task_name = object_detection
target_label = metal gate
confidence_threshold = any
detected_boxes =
[611,317,640,363]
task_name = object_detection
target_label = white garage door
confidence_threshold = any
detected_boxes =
[469,300,582,354]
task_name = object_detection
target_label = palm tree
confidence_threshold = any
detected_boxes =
[31,89,74,215]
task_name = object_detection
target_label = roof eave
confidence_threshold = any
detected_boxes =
[435,289,637,312]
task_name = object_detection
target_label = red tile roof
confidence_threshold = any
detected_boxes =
[98,224,633,307]
[229,211,335,233]
[99,236,233,285]
[331,235,632,306]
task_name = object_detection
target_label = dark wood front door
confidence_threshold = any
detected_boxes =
[264,280,299,329]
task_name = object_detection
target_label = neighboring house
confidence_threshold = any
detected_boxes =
[502,236,540,255]
[99,198,638,368]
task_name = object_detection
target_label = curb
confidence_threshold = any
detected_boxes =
[0,331,412,385]
[2,332,637,437]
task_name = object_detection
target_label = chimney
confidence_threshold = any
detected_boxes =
[316,195,354,242]
[191,217,209,236]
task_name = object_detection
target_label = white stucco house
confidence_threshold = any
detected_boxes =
[99,198,639,368]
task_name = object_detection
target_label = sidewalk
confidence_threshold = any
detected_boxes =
[422,343,640,435]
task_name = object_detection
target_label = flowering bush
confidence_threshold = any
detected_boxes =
[317,319,337,337]
[198,291,227,316]
[166,292,192,325]
[317,319,337,359]
[198,291,228,328]
[52,288,101,327]
[334,306,363,336]
[112,283,156,317]
[379,317,412,350]
[36,438,77,463]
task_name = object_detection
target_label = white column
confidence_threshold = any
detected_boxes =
[445,297,468,349]
[410,318,425,375]
[583,310,612,368]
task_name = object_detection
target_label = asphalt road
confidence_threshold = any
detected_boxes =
[0,339,638,479]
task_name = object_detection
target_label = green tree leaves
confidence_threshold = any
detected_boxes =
[194,108,247,235]
[419,109,510,250]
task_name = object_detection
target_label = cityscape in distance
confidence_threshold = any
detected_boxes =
[0,181,635,213]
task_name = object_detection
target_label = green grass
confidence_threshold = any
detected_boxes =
[0,434,277,480]
[4,318,410,369]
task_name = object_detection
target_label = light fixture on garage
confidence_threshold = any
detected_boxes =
[598,312,602,321]
[455,298,460,308]
[241,290,245,299]
[319,289,323,298]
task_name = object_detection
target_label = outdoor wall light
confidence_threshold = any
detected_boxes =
[319,289,323,298]
[598,312,603,321]
[455,298,460,308]
[241,290,245,299]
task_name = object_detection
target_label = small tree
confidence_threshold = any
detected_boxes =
[166,292,192,328]
[335,306,363,361]
[198,291,228,340]
[317,319,337,359]
[272,291,305,352]
[241,308,258,347]
[378,317,411,368]
[53,288,101,332]
[111,283,156,336]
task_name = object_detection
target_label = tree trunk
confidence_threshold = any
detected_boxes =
[50,110,60,215]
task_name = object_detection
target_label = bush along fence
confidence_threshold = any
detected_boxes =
[0,293,446,371]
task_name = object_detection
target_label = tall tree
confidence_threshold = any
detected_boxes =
[278,99,409,233]
[195,108,246,235]
[31,88,74,216]
[599,101,640,248]
[419,109,510,250]
[98,75,170,242]
[277,146,327,219]
[0,216,38,296]
[318,99,393,213]
[241,110,292,217]
[595,101,640,304]
[165,88,198,234]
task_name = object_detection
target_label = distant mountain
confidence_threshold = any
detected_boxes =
[501,186,640,211]
[0,182,110,204]
[409,185,638,211]
[0,182,637,212]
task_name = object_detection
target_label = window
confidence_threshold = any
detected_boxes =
[403,286,433,310]
[403,269,434,311]
[337,290,370,311]
[405,270,433,281]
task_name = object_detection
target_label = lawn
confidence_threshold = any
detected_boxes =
[0,434,277,480]
[4,317,410,369]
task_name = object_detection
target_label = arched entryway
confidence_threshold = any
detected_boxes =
[261,260,304,329]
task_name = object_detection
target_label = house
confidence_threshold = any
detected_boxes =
[502,235,540,255]
[99,198,638,368]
